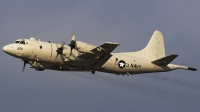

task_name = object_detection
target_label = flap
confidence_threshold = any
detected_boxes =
[151,54,178,66]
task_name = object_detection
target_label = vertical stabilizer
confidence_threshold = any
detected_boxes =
[118,30,166,61]
[144,30,165,60]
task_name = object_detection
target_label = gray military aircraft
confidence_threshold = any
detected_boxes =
[2,30,197,75]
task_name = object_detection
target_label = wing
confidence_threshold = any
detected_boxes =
[78,42,119,69]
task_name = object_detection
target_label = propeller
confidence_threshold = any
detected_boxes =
[22,60,28,72]
[56,41,65,59]
[68,33,76,55]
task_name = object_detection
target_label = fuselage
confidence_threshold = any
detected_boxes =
[3,38,175,74]
[3,30,196,75]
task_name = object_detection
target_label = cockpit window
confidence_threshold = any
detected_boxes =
[15,41,20,43]
[20,41,25,44]
[15,40,25,44]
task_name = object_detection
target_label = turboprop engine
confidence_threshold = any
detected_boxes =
[61,47,71,57]
[55,33,99,60]
[68,34,98,54]
[74,41,97,54]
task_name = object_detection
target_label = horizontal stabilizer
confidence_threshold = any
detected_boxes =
[151,54,178,66]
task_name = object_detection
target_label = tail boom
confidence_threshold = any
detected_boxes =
[168,64,197,71]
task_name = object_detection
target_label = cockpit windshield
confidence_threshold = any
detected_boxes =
[15,40,25,44]
[15,41,20,43]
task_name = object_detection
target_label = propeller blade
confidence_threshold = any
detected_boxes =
[56,53,59,59]
[22,61,28,72]
[60,41,65,48]
[71,33,75,41]
[69,47,73,56]
[60,54,65,63]
[56,43,59,49]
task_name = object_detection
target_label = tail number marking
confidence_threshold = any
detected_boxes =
[17,47,23,50]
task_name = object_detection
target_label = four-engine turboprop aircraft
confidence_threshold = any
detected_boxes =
[2,30,197,75]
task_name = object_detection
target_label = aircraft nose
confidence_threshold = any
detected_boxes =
[3,45,8,52]
[3,45,16,56]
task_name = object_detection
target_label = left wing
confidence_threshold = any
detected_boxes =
[79,42,119,69]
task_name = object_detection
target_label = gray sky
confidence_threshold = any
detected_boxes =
[1,0,200,112]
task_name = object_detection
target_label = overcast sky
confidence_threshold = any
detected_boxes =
[1,0,200,112]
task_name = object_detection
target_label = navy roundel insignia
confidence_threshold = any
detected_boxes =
[118,60,126,69]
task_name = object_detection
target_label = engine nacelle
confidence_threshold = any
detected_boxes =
[62,47,78,60]
[75,41,97,54]
[62,47,71,57]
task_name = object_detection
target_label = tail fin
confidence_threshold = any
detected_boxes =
[118,30,166,61]
[144,30,165,60]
